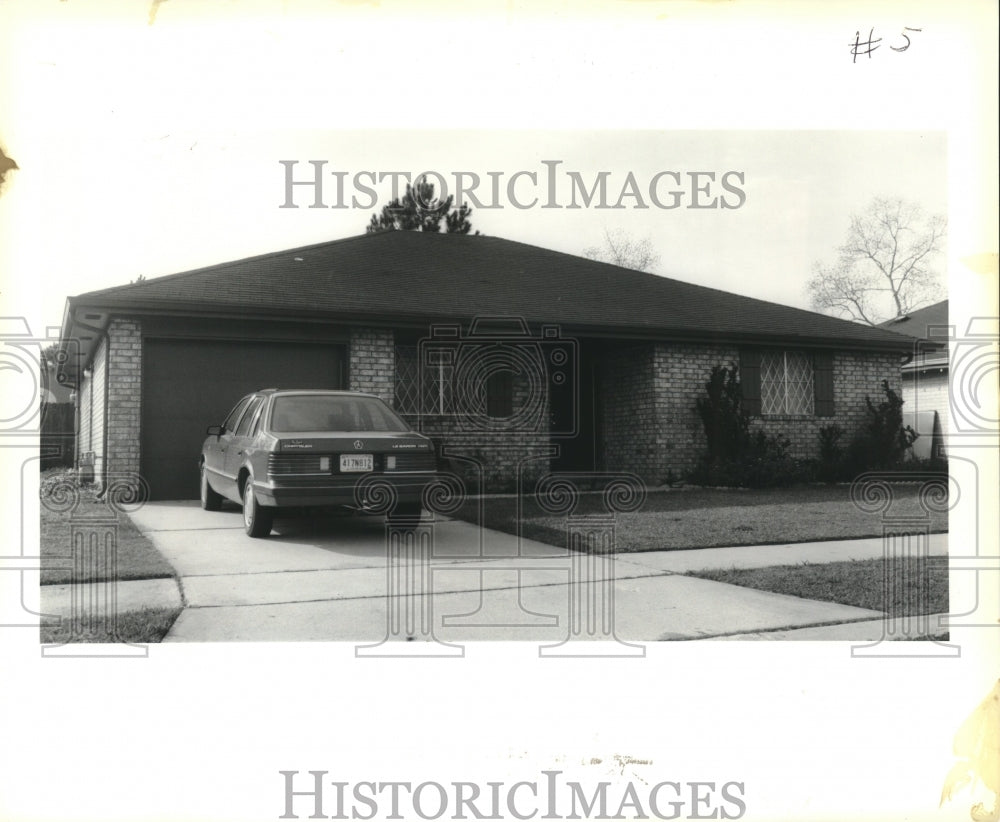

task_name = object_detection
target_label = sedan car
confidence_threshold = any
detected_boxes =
[199,389,437,537]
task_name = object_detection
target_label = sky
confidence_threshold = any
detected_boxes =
[0,3,983,339]
[5,127,950,335]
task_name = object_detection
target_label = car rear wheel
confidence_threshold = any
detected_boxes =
[242,474,273,538]
[200,464,223,511]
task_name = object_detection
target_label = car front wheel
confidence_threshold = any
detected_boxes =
[200,463,223,511]
[242,474,273,538]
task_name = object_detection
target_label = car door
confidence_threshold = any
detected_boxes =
[208,395,254,500]
[223,395,266,492]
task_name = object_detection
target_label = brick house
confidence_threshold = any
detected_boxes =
[56,231,917,499]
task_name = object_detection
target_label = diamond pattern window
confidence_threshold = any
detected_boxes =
[395,345,452,415]
[760,351,815,416]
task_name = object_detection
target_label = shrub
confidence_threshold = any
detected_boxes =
[691,366,810,488]
[817,381,924,481]
[855,380,917,469]
[817,424,845,483]
[694,365,750,464]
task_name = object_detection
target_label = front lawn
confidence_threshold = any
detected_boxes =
[40,469,177,585]
[452,484,948,553]
[40,606,183,644]
[689,557,948,617]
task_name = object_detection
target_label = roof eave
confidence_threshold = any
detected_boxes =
[63,297,918,353]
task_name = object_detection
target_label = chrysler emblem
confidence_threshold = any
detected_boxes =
[354,440,363,450]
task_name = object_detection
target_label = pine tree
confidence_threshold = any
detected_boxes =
[366,175,476,234]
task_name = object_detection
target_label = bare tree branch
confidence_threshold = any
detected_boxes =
[583,228,661,272]
[809,197,946,325]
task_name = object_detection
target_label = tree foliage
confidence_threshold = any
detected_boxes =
[808,197,946,326]
[583,228,661,272]
[366,175,476,234]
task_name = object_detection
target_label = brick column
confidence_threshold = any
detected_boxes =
[349,328,395,405]
[105,319,142,484]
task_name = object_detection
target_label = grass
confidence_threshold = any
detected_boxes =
[452,484,948,553]
[40,468,177,584]
[689,557,948,617]
[39,606,183,644]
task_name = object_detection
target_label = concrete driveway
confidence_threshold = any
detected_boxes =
[121,501,924,643]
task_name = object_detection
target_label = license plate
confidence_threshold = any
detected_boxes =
[340,454,373,472]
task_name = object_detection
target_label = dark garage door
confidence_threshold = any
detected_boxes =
[142,338,345,500]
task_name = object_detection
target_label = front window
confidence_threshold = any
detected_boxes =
[395,345,452,415]
[760,351,815,415]
[269,394,410,433]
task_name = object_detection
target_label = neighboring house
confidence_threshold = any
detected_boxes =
[56,231,918,499]
[880,300,949,457]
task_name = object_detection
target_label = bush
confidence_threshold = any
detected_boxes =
[817,381,924,482]
[691,366,811,488]
[817,424,845,483]
[854,380,917,469]
[695,365,750,464]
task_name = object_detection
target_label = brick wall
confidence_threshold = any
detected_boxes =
[383,333,904,490]
[752,351,902,462]
[394,343,552,492]
[594,343,904,485]
[410,415,552,493]
[349,328,395,403]
[105,319,142,483]
[594,345,659,476]
[652,342,740,479]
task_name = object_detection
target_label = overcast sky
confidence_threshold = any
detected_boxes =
[7,126,950,334]
[0,3,980,339]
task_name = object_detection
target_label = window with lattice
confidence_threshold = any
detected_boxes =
[394,345,452,415]
[760,351,815,415]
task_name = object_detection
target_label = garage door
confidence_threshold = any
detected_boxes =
[142,338,345,500]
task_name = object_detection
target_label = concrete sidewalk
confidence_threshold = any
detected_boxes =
[39,500,948,642]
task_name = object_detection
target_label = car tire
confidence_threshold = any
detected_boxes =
[242,473,273,538]
[200,464,223,511]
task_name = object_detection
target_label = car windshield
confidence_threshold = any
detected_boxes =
[269,395,410,433]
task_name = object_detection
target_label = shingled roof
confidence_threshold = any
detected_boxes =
[879,300,949,339]
[66,230,916,352]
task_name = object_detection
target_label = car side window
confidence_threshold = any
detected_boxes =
[236,397,264,437]
[248,400,267,437]
[222,397,253,434]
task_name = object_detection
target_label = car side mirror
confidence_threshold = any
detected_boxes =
[206,425,223,436]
